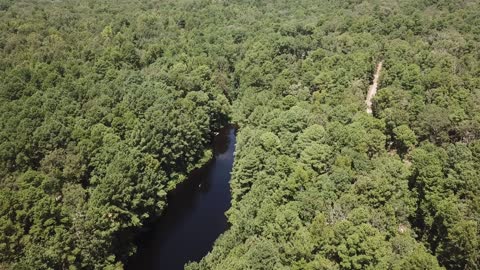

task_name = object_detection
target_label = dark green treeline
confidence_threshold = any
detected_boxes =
[1,0,479,269]
[0,0,230,268]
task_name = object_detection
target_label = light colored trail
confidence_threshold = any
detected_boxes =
[366,61,383,114]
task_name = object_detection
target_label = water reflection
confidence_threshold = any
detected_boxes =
[127,126,236,270]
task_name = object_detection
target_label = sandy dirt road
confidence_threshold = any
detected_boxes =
[366,61,383,114]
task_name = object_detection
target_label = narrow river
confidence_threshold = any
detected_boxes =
[127,126,236,270]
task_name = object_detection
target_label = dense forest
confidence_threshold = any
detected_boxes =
[0,0,230,268]
[1,0,479,269]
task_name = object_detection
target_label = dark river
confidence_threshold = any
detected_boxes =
[127,126,236,270]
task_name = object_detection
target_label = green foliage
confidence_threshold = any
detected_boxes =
[185,0,480,269]
[0,0,230,268]
[393,125,417,154]
[2,0,480,269]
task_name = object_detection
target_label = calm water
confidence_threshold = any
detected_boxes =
[127,126,236,270]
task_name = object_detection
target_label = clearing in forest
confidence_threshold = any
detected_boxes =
[366,61,383,114]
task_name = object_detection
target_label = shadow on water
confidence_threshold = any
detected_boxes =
[127,126,236,270]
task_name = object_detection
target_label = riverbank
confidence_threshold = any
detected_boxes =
[126,126,236,269]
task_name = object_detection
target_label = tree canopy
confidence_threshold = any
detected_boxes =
[1,0,479,269]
